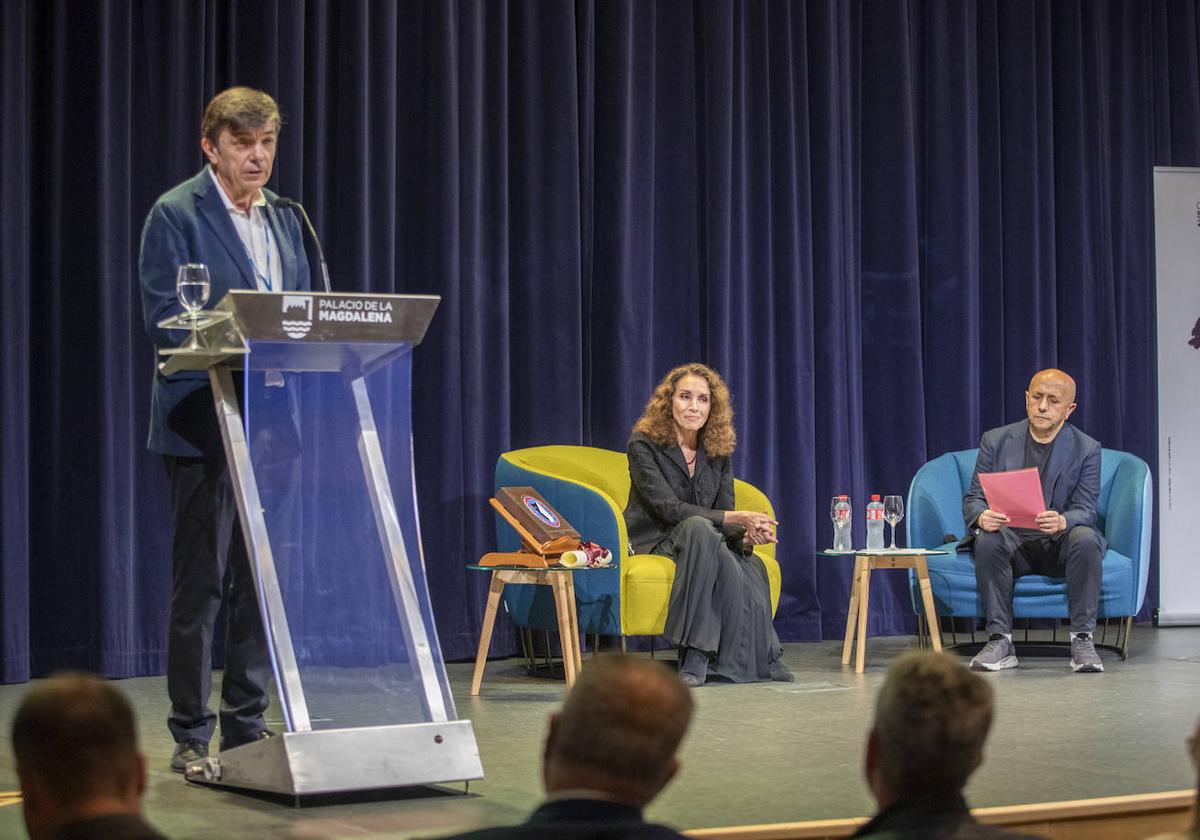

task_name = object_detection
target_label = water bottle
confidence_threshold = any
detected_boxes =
[833,495,853,551]
[866,494,885,550]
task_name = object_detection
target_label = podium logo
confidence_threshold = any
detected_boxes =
[281,295,313,339]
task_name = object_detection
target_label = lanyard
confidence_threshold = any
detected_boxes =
[240,209,275,291]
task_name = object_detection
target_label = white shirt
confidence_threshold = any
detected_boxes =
[208,167,284,293]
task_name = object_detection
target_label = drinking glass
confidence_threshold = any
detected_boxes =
[176,263,211,348]
[883,495,905,549]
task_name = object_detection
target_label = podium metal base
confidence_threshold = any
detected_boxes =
[184,721,483,796]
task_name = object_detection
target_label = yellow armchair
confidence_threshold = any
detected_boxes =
[495,445,781,637]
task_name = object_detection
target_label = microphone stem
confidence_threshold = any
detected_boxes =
[289,201,332,293]
[318,259,332,294]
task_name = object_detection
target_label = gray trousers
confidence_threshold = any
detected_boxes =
[973,525,1104,635]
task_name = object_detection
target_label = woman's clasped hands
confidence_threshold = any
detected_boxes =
[725,510,779,546]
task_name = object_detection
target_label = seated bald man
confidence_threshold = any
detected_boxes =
[960,369,1106,673]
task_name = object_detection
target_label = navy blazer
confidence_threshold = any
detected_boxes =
[960,420,1106,555]
[138,168,311,456]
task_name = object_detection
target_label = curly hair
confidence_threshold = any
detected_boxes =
[632,363,736,457]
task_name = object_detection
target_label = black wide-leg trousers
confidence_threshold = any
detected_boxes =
[655,516,783,683]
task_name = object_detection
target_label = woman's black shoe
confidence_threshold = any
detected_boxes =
[679,647,709,686]
[768,659,795,682]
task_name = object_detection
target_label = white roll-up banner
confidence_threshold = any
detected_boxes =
[1153,167,1200,625]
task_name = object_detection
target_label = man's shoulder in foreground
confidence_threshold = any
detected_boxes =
[437,798,685,840]
[853,797,1038,839]
[51,813,168,840]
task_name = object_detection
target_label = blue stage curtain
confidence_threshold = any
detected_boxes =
[2,0,1198,682]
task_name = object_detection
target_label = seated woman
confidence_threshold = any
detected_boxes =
[623,363,792,687]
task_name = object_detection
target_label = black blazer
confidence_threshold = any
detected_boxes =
[623,431,746,555]
[437,798,686,839]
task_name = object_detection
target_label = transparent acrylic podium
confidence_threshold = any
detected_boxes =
[158,290,482,796]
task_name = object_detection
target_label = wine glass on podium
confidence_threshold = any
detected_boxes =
[176,263,211,349]
[883,495,905,550]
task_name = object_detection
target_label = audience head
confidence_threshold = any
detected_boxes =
[865,651,995,809]
[633,362,736,456]
[543,656,694,808]
[12,673,147,839]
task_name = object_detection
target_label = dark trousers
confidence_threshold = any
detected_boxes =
[973,525,1104,636]
[164,454,270,749]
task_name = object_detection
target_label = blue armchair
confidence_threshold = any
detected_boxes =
[905,448,1152,658]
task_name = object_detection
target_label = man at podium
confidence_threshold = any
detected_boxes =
[137,86,311,772]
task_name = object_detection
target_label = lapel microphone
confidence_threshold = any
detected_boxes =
[274,197,332,293]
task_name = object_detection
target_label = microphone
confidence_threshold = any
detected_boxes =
[275,197,332,293]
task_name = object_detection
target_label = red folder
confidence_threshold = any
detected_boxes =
[978,468,1045,529]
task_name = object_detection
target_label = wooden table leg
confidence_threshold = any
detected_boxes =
[563,573,583,676]
[855,561,872,674]
[551,575,577,688]
[470,571,507,696]
[842,554,864,665]
[914,557,942,652]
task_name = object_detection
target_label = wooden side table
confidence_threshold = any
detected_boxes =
[467,565,584,695]
[823,549,947,673]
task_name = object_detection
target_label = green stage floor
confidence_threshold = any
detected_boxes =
[0,627,1196,839]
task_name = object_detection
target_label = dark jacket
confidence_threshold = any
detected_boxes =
[623,431,746,555]
[52,813,168,840]
[852,794,1036,839]
[959,420,1106,555]
[138,167,311,456]
[437,797,686,839]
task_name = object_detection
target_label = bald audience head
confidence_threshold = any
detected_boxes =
[12,673,148,840]
[543,656,694,808]
[865,651,995,809]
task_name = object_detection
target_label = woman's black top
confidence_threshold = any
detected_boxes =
[623,431,747,555]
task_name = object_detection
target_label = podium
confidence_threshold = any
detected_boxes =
[159,290,483,796]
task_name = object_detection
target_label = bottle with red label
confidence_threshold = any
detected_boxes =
[866,494,886,549]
